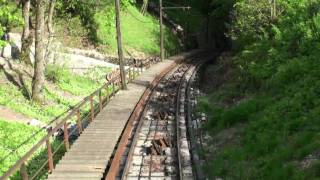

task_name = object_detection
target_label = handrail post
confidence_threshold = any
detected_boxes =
[99,91,103,112]
[63,122,70,151]
[20,162,28,180]
[90,96,94,122]
[112,82,115,95]
[46,129,54,173]
[76,109,82,135]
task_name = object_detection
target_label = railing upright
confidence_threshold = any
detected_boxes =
[20,163,28,180]
[90,96,94,122]
[76,109,82,135]
[46,130,54,173]
[63,122,70,151]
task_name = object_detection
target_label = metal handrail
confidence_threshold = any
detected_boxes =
[0,62,157,180]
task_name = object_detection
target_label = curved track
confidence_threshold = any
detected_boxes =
[109,54,212,180]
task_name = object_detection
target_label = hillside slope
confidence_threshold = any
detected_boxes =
[198,0,320,179]
[0,2,182,177]
[55,2,180,56]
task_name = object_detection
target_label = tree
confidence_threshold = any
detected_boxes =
[45,0,56,59]
[20,0,33,65]
[32,0,46,102]
[47,0,55,35]
[141,0,148,15]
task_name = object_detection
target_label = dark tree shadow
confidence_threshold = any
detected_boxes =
[0,59,32,100]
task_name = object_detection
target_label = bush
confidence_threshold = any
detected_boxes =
[45,65,65,83]
[219,99,258,128]
[200,0,320,179]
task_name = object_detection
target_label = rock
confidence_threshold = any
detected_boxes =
[27,119,47,128]
[1,44,11,58]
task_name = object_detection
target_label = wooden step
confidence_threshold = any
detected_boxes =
[48,171,102,178]
[54,164,105,171]
[62,155,110,160]
[48,177,101,180]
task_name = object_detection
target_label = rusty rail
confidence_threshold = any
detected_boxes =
[0,62,155,180]
[106,61,178,180]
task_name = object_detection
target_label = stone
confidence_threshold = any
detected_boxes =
[1,44,11,58]
[27,119,46,128]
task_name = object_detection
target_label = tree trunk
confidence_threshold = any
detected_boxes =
[32,0,46,103]
[47,0,55,35]
[21,0,33,65]
[45,0,56,60]
[141,0,148,15]
[274,0,277,18]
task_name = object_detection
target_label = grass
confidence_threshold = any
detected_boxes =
[0,66,110,177]
[199,53,320,179]
[0,80,80,123]
[54,16,89,49]
[0,66,108,123]
[55,3,179,56]
[95,4,180,55]
[45,64,111,96]
[0,119,45,176]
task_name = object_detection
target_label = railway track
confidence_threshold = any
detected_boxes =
[107,54,212,180]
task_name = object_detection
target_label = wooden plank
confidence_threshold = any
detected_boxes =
[49,172,102,178]
[47,60,176,180]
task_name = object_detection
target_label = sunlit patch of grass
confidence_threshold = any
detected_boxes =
[0,120,45,176]
[95,5,180,55]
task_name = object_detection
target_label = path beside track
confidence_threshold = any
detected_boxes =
[47,51,201,180]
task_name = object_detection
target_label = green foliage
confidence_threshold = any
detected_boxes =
[96,4,180,55]
[0,0,22,47]
[54,1,180,55]
[0,120,45,176]
[0,65,103,124]
[230,0,274,45]
[200,0,320,179]
[0,81,76,123]
[45,65,103,96]
[0,65,108,177]
[45,64,65,83]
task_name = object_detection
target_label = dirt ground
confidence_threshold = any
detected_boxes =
[0,106,31,124]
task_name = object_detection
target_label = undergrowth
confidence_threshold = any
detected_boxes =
[0,120,45,176]
[200,53,320,179]
[199,0,320,179]
[45,65,107,96]
[55,2,180,55]
[0,65,108,177]
[95,4,180,55]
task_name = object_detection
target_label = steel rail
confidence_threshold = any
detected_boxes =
[118,55,201,179]
[105,50,205,180]
[176,63,193,179]
[121,63,187,179]
[184,55,215,179]
[106,60,179,180]
[121,64,178,179]
[186,62,206,180]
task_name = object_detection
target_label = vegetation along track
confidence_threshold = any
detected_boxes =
[107,53,213,180]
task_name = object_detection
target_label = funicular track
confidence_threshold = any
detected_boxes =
[106,53,213,180]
